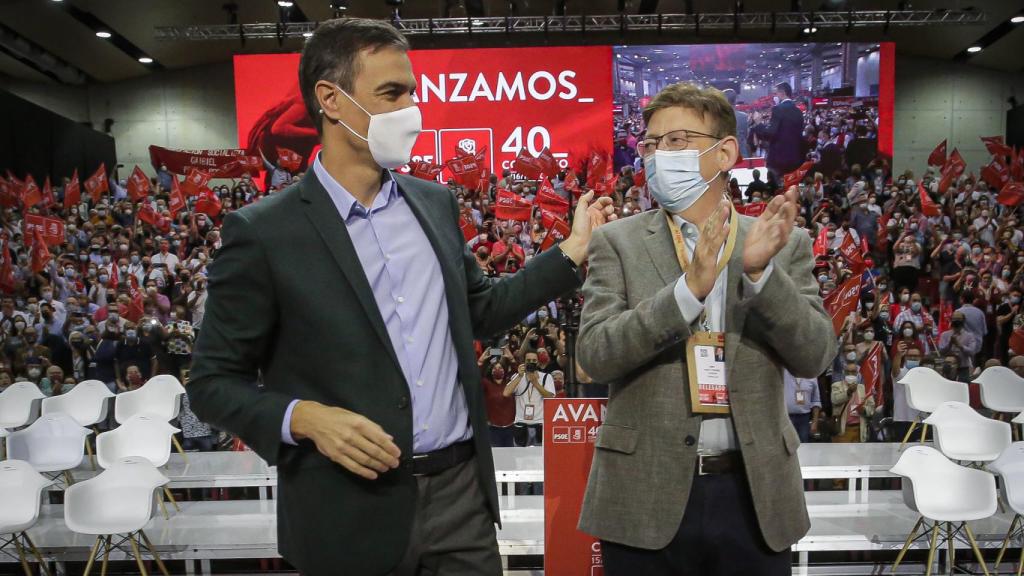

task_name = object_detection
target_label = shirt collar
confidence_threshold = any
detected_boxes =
[312,153,396,221]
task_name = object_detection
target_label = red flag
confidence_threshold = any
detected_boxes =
[540,210,571,252]
[127,165,151,202]
[859,343,884,408]
[536,179,569,216]
[182,168,211,197]
[512,148,546,180]
[137,202,161,227]
[84,164,108,202]
[937,300,954,334]
[918,181,941,217]
[564,171,581,197]
[997,182,1024,207]
[813,227,830,257]
[838,232,866,275]
[782,160,815,190]
[585,150,609,188]
[1011,325,1024,357]
[823,276,861,336]
[126,275,145,323]
[40,177,55,209]
[0,177,15,209]
[446,148,487,189]
[0,239,13,294]
[927,139,947,167]
[168,178,186,217]
[23,214,64,247]
[409,160,444,182]
[981,136,1013,159]
[1014,148,1024,181]
[459,211,477,242]
[276,146,303,172]
[21,175,42,209]
[64,169,81,210]
[944,149,966,178]
[535,147,559,179]
[633,168,647,188]
[30,227,51,273]
[495,189,533,221]
[737,201,767,217]
[194,188,222,218]
[980,159,1010,190]
[592,171,614,197]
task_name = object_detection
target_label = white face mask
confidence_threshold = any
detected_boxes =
[643,140,722,213]
[328,85,422,170]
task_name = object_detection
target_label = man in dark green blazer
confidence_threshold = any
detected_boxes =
[187,17,613,576]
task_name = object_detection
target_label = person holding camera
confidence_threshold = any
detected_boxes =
[503,351,555,448]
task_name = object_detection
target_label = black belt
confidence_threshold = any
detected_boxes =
[411,440,475,477]
[696,451,744,476]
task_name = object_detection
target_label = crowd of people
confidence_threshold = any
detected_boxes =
[3,127,1021,456]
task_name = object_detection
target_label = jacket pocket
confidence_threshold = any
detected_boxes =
[595,424,639,454]
[782,424,801,456]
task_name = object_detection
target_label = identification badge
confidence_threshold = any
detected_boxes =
[685,331,730,414]
[795,390,806,405]
[524,404,536,420]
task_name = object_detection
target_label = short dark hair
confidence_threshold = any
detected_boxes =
[642,82,736,138]
[298,18,410,136]
[775,82,793,98]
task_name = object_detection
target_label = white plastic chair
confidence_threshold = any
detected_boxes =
[6,412,92,487]
[96,414,181,519]
[115,375,187,462]
[898,367,970,448]
[890,446,997,576]
[41,380,115,470]
[64,457,171,576]
[975,366,1024,411]
[0,381,45,429]
[924,401,1012,462]
[989,443,1024,574]
[0,460,53,576]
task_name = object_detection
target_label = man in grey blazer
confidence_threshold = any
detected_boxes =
[577,83,836,574]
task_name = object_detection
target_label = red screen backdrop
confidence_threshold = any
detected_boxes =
[234,46,614,178]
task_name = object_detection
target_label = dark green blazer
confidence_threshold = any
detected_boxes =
[188,169,580,576]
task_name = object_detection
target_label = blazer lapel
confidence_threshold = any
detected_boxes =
[643,211,684,286]
[725,216,751,390]
[298,171,402,373]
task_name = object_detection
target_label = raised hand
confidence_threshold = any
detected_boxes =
[743,186,799,281]
[559,191,617,265]
[685,198,732,301]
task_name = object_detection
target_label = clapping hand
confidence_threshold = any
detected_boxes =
[743,186,799,281]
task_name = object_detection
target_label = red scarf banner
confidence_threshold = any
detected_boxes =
[148,145,260,178]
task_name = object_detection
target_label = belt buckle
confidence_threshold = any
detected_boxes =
[698,454,708,476]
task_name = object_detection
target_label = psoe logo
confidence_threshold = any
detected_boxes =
[458,138,476,155]
[552,427,570,443]
[570,427,585,443]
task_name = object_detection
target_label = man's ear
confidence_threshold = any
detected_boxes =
[718,136,740,172]
[315,81,340,122]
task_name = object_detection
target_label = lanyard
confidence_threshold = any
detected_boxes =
[664,205,740,331]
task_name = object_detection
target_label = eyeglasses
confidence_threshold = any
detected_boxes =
[637,128,721,156]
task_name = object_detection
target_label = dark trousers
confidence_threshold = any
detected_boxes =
[488,425,515,447]
[789,412,812,443]
[387,456,501,576]
[602,472,791,576]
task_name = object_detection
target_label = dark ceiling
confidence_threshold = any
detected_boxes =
[0,0,1021,85]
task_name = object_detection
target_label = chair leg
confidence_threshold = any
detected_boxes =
[921,423,929,444]
[62,470,74,487]
[128,534,150,576]
[22,531,52,576]
[163,487,181,513]
[171,435,188,463]
[964,523,991,576]
[139,531,171,576]
[947,522,955,575]
[81,536,101,576]
[899,420,919,450]
[12,535,32,576]
[995,514,1019,570]
[100,535,111,576]
[925,523,941,576]
[1016,539,1024,576]
[893,515,925,572]
[85,437,96,471]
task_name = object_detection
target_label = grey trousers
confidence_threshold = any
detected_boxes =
[388,456,503,576]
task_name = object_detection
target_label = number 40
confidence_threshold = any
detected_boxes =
[501,126,551,156]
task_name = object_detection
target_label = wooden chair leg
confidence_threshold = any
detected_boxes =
[85,438,96,470]
[128,535,150,576]
[893,516,925,572]
[81,536,101,576]
[921,423,929,444]
[171,435,188,463]
[947,522,955,575]
[995,514,1019,570]
[139,531,171,576]
[100,535,111,576]
[1017,539,1024,576]
[925,523,941,576]
[163,487,181,512]
[964,523,991,576]
[899,420,919,450]
[12,535,32,576]
[22,531,52,576]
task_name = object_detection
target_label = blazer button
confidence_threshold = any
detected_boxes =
[684,435,696,447]
[397,396,410,410]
